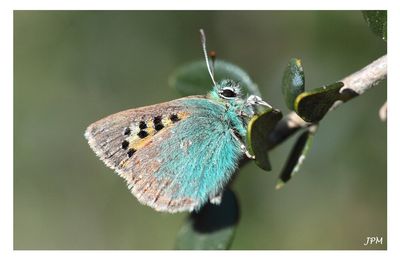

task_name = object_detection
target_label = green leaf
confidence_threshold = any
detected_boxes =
[169,60,261,97]
[246,107,283,171]
[362,11,387,41]
[276,126,317,189]
[282,58,305,110]
[294,81,346,123]
[175,189,239,250]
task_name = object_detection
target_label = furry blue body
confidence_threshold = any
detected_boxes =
[154,91,247,209]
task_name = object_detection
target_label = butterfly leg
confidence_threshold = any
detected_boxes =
[246,95,272,109]
[230,129,255,160]
[240,95,273,118]
[209,192,223,205]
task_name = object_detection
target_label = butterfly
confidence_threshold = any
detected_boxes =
[84,29,271,213]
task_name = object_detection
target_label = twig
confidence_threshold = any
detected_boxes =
[268,55,387,149]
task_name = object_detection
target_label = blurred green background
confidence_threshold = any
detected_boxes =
[14,11,386,249]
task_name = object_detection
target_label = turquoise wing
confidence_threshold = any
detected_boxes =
[85,97,244,213]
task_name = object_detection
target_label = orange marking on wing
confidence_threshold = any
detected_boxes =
[118,111,190,169]
[131,136,153,150]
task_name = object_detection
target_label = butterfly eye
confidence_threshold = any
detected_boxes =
[220,87,237,99]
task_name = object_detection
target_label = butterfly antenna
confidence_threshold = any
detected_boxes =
[210,50,217,78]
[199,29,216,86]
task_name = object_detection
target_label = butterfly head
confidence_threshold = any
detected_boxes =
[209,79,271,116]
[211,79,242,101]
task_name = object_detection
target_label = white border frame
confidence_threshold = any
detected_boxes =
[2,1,398,259]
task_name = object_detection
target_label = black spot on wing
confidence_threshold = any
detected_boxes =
[121,140,129,150]
[127,148,136,158]
[138,130,149,139]
[124,127,131,136]
[153,116,162,125]
[170,114,180,122]
[153,115,164,132]
[154,122,164,131]
[139,121,147,129]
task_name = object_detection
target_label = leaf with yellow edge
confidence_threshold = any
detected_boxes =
[246,108,283,171]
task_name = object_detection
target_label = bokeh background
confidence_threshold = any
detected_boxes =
[14,11,386,249]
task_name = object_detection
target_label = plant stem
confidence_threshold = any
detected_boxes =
[268,54,387,149]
